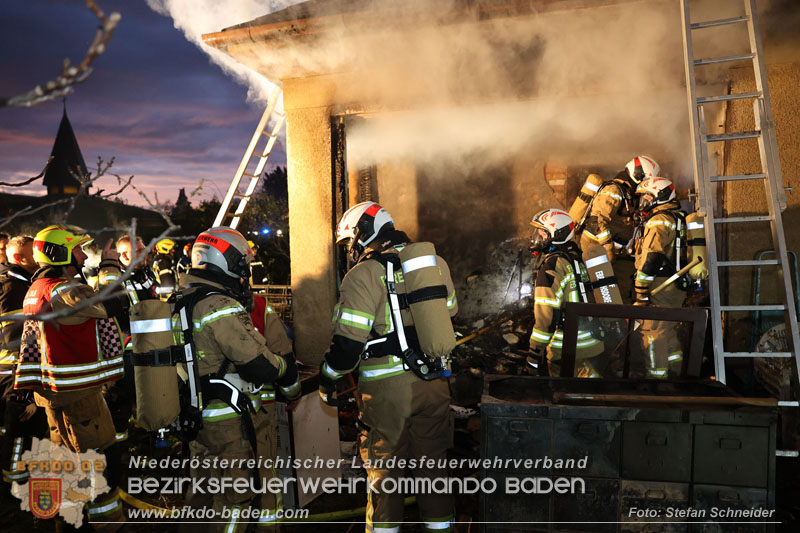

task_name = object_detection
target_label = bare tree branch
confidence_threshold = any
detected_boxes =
[0,1,120,109]
[0,156,113,230]
[0,158,53,187]
[2,177,182,324]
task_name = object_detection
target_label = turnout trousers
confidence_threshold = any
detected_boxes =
[358,373,454,533]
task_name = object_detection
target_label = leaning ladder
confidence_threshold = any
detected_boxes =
[680,0,800,388]
[213,88,286,229]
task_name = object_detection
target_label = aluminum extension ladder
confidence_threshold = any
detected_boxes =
[213,88,286,229]
[680,0,800,389]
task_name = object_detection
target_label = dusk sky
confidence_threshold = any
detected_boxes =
[0,0,287,206]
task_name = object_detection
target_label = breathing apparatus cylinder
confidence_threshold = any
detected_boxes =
[686,211,709,280]
[582,245,623,305]
[398,242,455,358]
[130,299,181,431]
[568,173,605,226]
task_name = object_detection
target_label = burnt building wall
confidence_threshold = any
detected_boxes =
[723,59,800,351]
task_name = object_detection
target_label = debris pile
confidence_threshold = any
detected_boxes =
[451,299,535,377]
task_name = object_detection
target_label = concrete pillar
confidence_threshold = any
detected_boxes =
[284,79,338,364]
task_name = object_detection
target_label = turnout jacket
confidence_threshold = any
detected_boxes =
[0,263,32,367]
[529,242,603,359]
[180,273,295,422]
[634,201,683,296]
[583,175,636,247]
[322,233,457,384]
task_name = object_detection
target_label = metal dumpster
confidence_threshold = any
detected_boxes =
[480,376,777,533]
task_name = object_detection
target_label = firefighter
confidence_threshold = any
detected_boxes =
[633,177,686,378]
[0,233,8,264]
[0,236,47,488]
[579,156,661,303]
[101,235,159,444]
[16,225,126,528]
[527,209,605,378]
[251,292,297,411]
[176,242,192,282]
[153,238,177,299]
[181,227,300,532]
[249,290,298,523]
[318,202,458,532]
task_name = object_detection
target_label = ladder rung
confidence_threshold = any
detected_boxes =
[720,305,786,312]
[710,173,766,182]
[242,172,260,178]
[261,130,277,138]
[690,16,749,29]
[722,352,793,358]
[233,193,248,199]
[707,131,761,142]
[697,92,761,104]
[694,53,754,66]
[251,151,269,159]
[717,260,779,267]
[714,215,772,224]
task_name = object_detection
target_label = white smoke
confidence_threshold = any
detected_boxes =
[147,0,793,189]
[144,0,305,103]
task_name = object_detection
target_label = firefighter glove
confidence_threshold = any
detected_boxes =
[603,243,616,262]
[318,362,339,407]
[634,287,650,306]
[277,352,301,402]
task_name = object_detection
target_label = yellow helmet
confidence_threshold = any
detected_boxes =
[156,238,176,254]
[33,225,92,266]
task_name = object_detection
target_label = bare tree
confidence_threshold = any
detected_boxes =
[0,0,120,109]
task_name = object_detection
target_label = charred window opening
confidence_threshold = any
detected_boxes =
[331,114,349,285]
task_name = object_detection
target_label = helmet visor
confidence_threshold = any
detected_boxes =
[637,193,656,213]
[529,228,550,254]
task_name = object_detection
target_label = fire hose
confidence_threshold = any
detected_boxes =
[455,317,508,346]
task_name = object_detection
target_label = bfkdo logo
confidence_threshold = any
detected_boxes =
[30,478,62,519]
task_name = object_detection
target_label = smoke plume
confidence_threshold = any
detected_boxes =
[148,0,794,189]
[144,0,304,103]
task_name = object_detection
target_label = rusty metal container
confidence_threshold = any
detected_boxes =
[480,376,777,532]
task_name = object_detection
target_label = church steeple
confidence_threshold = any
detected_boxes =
[43,105,88,196]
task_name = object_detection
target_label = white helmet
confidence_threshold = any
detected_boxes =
[635,177,676,212]
[336,201,394,251]
[192,226,254,280]
[529,208,575,253]
[625,155,661,184]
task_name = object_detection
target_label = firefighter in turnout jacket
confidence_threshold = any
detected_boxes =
[153,238,177,300]
[318,202,458,533]
[0,236,47,487]
[181,227,300,532]
[101,235,160,444]
[16,225,127,527]
[633,177,686,378]
[528,209,604,377]
[579,156,661,303]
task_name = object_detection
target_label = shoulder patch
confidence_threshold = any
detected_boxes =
[238,311,254,331]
